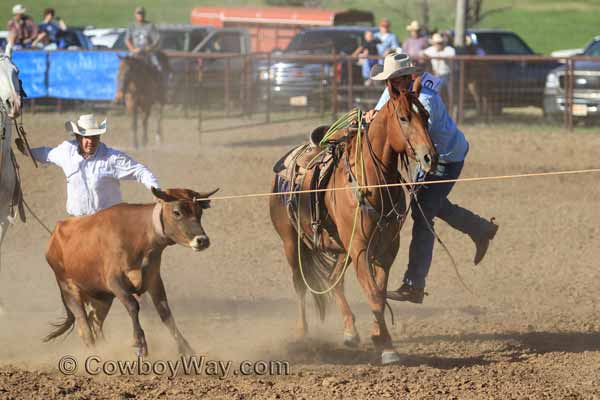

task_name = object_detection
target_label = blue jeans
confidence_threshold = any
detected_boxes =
[404,161,480,289]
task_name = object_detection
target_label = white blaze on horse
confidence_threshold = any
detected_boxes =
[0,54,24,315]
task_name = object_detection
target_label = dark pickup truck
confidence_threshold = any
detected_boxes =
[456,29,560,113]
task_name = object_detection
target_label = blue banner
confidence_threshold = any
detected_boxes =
[48,51,124,100]
[12,51,48,98]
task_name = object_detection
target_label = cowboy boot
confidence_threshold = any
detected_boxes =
[470,218,498,265]
[437,202,499,265]
[386,283,427,304]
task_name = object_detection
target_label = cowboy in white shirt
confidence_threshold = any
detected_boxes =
[15,114,159,216]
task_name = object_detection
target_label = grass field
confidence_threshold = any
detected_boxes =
[1,0,599,54]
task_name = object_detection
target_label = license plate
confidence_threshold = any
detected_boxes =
[290,96,308,106]
[572,104,588,116]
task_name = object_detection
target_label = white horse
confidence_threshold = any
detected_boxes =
[0,54,24,315]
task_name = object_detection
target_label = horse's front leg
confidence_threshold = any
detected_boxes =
[351,242,400,365]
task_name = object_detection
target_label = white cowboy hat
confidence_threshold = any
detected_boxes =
[12,4,26,15]
[406,20,420,32]
[65,114,107,136]
[429,33,445,45]
[371,53,421,81]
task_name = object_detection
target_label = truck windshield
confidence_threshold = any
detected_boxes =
[585,41,600,56]
[286,31,363,54]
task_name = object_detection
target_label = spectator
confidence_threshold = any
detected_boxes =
[352,30,380,85]
[421,32,455,101]
[375,18,400,57]
[33,8,66,48]
[6,4,38,49]
[402,20,428,59]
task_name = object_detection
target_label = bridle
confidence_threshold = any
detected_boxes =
[0,56,25,116]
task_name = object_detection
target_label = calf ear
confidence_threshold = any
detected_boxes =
[151,187,178,202]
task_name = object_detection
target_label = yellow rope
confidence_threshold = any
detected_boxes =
[296,110,364,295]
[211,168,600,202]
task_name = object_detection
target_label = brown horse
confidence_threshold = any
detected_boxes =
[269,78,438,365]
[115,55,164,149]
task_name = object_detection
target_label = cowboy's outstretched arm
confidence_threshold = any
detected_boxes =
[27,142,68,166]
[111,151,160,189]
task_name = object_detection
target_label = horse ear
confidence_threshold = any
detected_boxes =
[412,74,422,97]
[385,80,399,100]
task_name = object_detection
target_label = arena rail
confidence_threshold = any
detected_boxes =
[10,49,600,131]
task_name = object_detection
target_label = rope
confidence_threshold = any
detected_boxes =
[297,109,364,295]
[22,198,53,235]
[210,168,600,202]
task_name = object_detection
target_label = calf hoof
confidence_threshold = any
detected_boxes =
[343,332,361,348]
[178,341,195,357]
[135,346,147,357]
[135,342,148,358]
[381,350,402,365]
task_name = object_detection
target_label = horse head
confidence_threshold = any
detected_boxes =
[0,55,23,119]
[380,76,438,174]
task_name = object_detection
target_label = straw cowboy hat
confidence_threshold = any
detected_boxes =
[12,4,26,15]
[371,53,421,81]
[406,20,420,32]
[65,114,107,136]
[429,33,445,45]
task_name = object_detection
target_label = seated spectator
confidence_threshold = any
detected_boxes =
[33,8,66,48]
[352,30,380,85]
[402,20,428,62]
[7,4,38,49]
[421,32,455,101]
[375,18,401,58]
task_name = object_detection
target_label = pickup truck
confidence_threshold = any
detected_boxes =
[254,26,379,110]
[544,36,600,120]
[114,25,252,106]
[455,29,561,113]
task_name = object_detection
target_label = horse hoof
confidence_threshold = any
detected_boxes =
[381,350,402,365]
[343,332,360,348]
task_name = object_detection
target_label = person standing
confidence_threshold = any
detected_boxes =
[421,32,456,101]
[15,114,159,217]
[402,20,428,59]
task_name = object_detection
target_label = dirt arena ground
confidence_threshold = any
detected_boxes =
[0,111,599,399]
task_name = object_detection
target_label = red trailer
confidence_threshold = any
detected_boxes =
[190,6,374,52]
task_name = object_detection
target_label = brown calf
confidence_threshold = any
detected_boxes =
[44,187,218,357]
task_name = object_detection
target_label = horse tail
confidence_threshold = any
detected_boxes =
[43,291,75,342]
[299,244,335,322]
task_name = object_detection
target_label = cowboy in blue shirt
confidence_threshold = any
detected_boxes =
[364,53,498,304]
